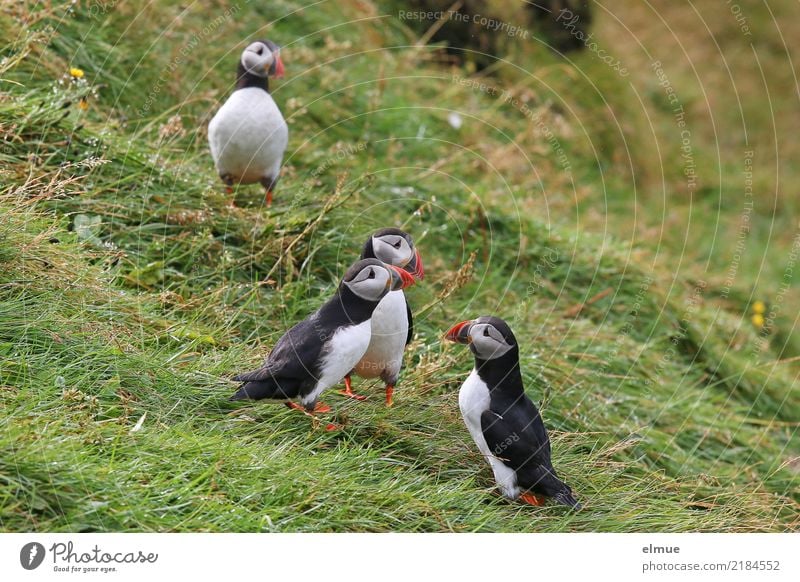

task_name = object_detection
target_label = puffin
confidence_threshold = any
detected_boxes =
[340,228,424,406]
[208,39,288,206]
[231,259,415,415]
[445,316,581,508]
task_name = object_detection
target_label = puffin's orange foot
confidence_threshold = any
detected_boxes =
[385,385,394,407]
[520,492,547,506]
[337,389,367,401]
[337,375,367,401]
[285,401,332,414]
[284,402,340,430]
[225,186,234,195]
[265,190,273,206]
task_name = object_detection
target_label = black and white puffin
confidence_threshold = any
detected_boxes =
[339,228,424,406]
[445,316,581,508]
[231,259,415,415]
[208,39,288,206]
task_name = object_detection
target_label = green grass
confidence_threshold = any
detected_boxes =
[0,1,797,532]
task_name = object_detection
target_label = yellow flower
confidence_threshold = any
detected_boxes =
[752,300,766,314]
[70,67,85,78]
[751,313,764,328]
[78,98,89,111]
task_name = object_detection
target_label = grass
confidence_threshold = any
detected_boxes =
[0,0,797,532]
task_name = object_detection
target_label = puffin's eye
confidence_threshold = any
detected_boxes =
[255,45,264,55]
[367,269,375,279]
[393,240,401,249]
[483,328,490,337]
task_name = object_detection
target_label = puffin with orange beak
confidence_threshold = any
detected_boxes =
[445,316,581,508]
[208,39,288,206]
[230,259,415,417]
[339,228,424,406]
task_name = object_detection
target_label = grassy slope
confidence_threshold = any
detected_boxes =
[592,0,800,359]
[0,1,797,532]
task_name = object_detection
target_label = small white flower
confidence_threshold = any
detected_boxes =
[447,112,463,129]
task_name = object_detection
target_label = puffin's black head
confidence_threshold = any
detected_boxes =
[240,39,285,78]
[444,316,518,361]
[361,228,424,280]
[340,258,415,302]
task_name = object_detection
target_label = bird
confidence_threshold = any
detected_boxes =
[339,228,424,406]
[208,39,288,207]
[444,316,581,509]
[230,259,416,418]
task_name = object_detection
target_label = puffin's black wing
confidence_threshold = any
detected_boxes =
[480,404,580,508]
[405,297,413,345]
[231,317,325,400]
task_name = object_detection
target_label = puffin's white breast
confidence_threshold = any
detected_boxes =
[354,289,408,379]
[459,369,492,447]
[458,368,520,499]
[303,320,372,406]
[208,87,288,183]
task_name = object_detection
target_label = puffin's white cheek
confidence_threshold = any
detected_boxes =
[349,276,388,301]
[387,250,407,267]
[374,273,391,296]
[242,53,271,75]
[470,338,486,358]
[472,337,505,360]
[372,240,393,264]
[391,247,413,267]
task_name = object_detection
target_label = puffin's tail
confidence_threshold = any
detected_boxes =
[552,487,582,510]
[229,381,282,401]
[530,468,583,510]
[230,369,299,401]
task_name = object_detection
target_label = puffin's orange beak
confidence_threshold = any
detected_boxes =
[445,320,472,344]
[409,248,424,280]
[273,53,285,78]
[388,265,415,290]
